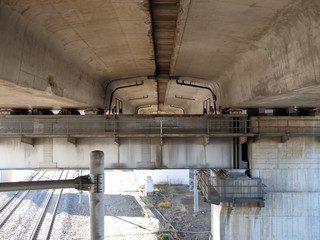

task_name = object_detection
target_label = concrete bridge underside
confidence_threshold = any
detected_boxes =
[1,1,320,240]
[0,0,319,114]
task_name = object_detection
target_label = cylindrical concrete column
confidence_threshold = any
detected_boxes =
[90,150,105,240]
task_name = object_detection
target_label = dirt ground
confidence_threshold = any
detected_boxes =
[146,184,211,240]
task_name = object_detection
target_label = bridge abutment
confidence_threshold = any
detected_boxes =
[211,136,320,240]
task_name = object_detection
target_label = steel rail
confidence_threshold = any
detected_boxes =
[44,171,69,240]
[0,171,45,228]
[0,171,38,213]
[28,170,67,240]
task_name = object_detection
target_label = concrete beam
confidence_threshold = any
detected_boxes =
[0,3,103,108]
[0,1,155,110]
[21,137,34,146]
[67,137,77,146]
[0,137,233,169]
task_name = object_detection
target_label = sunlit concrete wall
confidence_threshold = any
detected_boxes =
[220,0,320,108]
[0,137,233,169]
[212,136,320,240]
[136,169,190,185]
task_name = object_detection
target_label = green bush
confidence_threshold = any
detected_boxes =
[158,233,169,240]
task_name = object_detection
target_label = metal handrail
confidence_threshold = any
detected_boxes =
[199,170,266,205]
[0,115,319,137]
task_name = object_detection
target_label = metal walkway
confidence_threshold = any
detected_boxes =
[0,114,319,138]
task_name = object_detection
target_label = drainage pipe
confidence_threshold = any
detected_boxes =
[108,81,144,115]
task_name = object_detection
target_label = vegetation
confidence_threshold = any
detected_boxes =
[157,202,172,208]
[157,233,170,240]
[141,196,157,208]
[154,184,176,194]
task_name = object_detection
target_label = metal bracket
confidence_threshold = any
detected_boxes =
[280,135,289,143]
[75,175,92,191]
[203,136,210,145]
[67,137,77,146]
[21,137,34,146]
[75,174,104,193]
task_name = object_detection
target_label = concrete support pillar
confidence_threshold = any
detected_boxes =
[211,204,221,240]
[211,135,320,240]
[90,151,105,240]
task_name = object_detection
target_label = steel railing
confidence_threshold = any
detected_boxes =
[0,115,319,137]
[199,170,266,205]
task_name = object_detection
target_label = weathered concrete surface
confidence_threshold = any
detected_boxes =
[0,137,232,169]
[172,0,320,109]
[1,0,320,112]
[0,79,91,108]
[106,77,158,114]
[171,0,292,78]
[164,77,222,114]
[219,0,320,108]
[0,0,155,109]
[0,2,103,108]
[212,136,320,239]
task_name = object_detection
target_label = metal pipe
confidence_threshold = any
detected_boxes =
[90,150,105,240]
[108,81,144,115]
[194,169,198,213]
[176,79,217,114]
[0,180,76,192]
[103,77,145,110]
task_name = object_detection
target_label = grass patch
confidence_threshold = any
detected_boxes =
[154,184,175,194]
[141,196,157,208]
[157,233,170,240]
[168,189,175,194]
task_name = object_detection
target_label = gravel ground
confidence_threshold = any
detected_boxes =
[0,170,211,239]
[0,171,60,240]
[52,170,159,240]
[149,184,211,240]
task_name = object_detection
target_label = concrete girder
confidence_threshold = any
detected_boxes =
[1,0,320,113]
[0,1,155,110]
[218,0,320,108]
[0,137,233,169]
[172,0,320,109]
[0,3,103,109]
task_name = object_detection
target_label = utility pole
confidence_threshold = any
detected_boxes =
[90,150,105,240]
[194,169,198,213]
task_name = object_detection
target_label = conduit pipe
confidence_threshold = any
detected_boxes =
[0,179,77,192]
[176,79,217,114]
[0,174,93,192]
[108,81,144,115]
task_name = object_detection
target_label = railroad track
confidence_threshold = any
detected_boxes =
[26,170,69,240]
[0,171,44,228]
